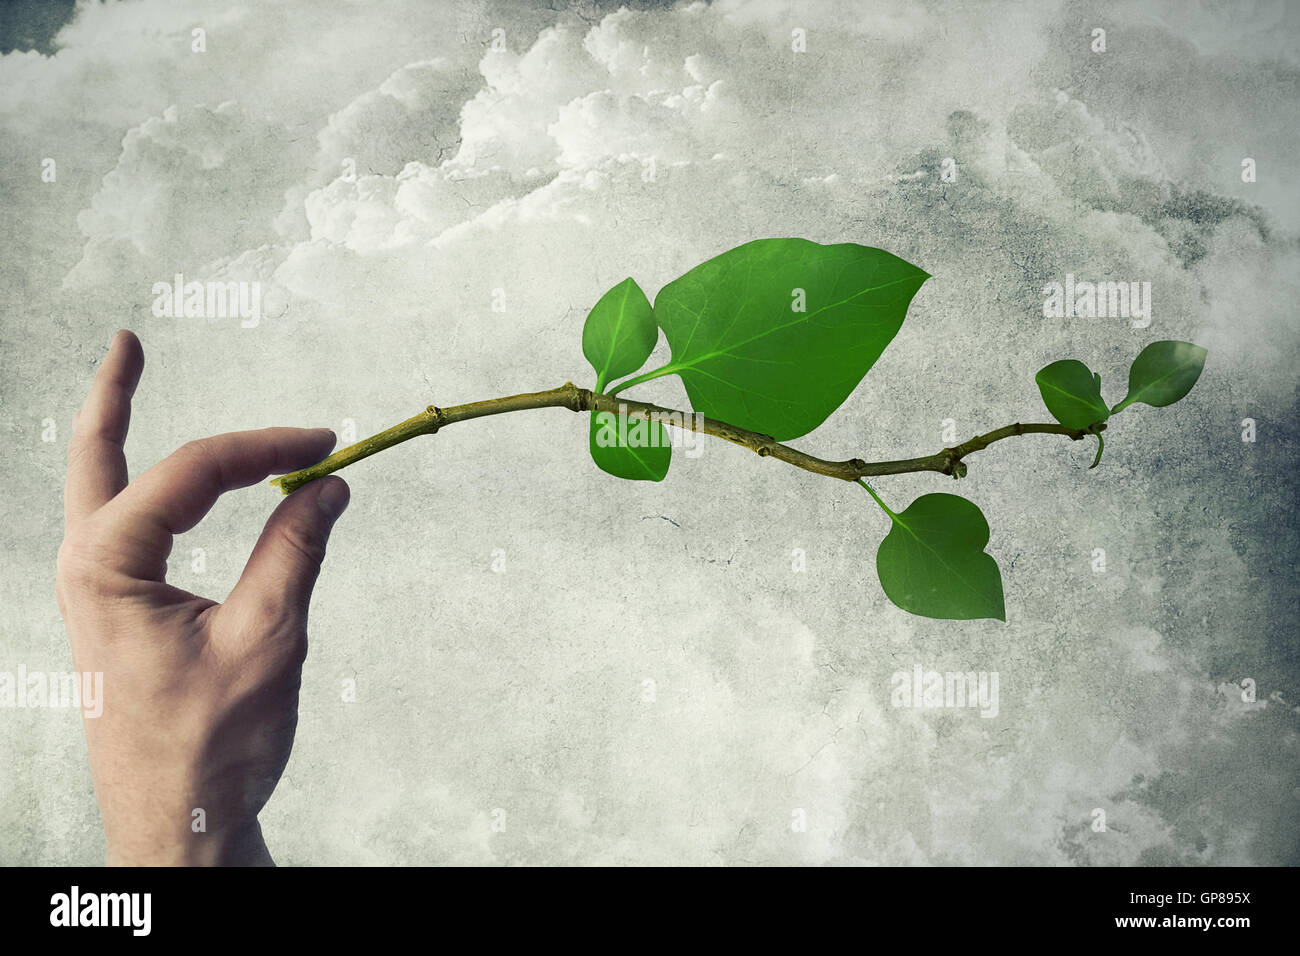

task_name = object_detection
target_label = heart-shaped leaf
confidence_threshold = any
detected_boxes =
[582,277,657,392]
[1111,340,1207,414]
[582,277,668,480]
[870,490,1005,621]
[646,238,929,441]
[590,410,670,482]
[1035,359,1109,429]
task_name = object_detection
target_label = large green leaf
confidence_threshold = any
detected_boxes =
[867,488,1005,621]
[582,277,657,392]
[1112,340,1207,414]
[1035,359,1109,429]
[643,238,929,441]
[589,410,670,482]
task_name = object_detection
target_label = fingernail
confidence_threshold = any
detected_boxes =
[316,477,350,519]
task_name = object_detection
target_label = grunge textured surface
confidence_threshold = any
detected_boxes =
[1,0,1297,865]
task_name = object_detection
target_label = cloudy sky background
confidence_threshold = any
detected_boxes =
[1,0,1297,864]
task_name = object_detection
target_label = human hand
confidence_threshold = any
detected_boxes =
[55,330,350,865]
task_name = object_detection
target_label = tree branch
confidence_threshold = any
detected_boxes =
[268,383,1104,494]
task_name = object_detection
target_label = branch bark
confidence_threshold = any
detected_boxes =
[268,383,1104,494]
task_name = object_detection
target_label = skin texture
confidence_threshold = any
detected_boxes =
[55,330,349,866]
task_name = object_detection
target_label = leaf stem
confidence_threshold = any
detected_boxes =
[607,363,680,395]
[856,479,897,519]
[269,383,1107,494]
[1089,432,1104,469]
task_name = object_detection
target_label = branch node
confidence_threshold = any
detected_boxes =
[938,449,967,477]
[425,405,444,434]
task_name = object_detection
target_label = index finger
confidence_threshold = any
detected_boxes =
[96,427,337,580]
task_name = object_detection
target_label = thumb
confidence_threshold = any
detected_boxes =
[228,476,350,627]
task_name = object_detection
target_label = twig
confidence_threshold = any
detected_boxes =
[269,383,1104,494]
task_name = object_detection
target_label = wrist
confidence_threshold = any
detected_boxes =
[106,818,273,867]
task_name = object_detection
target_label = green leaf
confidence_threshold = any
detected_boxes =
[1035,359,1110,429]
[582,278,657,392]
[589,410,670,482]
[642,238,929,441]
[865,487,1005,621]
[1112,340,1207,414]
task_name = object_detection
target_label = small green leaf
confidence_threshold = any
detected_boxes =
[1112,340,1207,414]
[582,278,656,392]
[1035,359,1110,430]
[642,238,929,441]
[865,486,1005,621]
[589,410,670,482]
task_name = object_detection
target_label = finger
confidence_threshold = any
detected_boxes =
[226,476,350,629]
[65,330,145,528]
[99,427,336,578]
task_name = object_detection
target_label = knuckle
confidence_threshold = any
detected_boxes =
[54,535,114,609]
[238,608,310,670]
[55,535,95,585]
[278,524,326,569]
[175,437,228,486]
[55,520,137,605]
[176,437,215,466]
